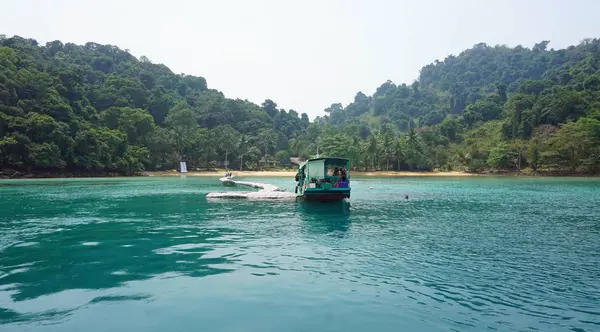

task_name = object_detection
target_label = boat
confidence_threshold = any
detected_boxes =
[221,172,235,186]
[295,157,351,201]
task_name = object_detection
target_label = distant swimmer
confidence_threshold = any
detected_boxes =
[404,194,409,200]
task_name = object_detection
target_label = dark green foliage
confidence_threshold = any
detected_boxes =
[2,35,600,174]
[313,39,600,173]
[0,36,310,173]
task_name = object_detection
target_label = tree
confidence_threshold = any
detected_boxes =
[439,115,463,142]
[487,142,511,170]
[503,94,536,139]
[527,138,541,171]
[165,102,199,159]
[510,140,527,170]
[274,150,291,167]
[405,129,425,170]
[237,134,249,171]
[324,103,343,114]
[244,146,261,170]
[257,129,278,165]
[395,137,406,170]
[533,40,550,52]
[380,126,396,171]
[367,134,379,170]
[146,127,175,169]
[262,99,278,118]
[213,125,239,170]
[3,35,600,176]
[548,117,600,172]
[28,142,64,168]
[102,107,155,144]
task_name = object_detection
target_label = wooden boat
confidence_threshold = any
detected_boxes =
[295,157,350,201]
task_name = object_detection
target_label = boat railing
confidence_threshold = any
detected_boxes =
[308,176,350,189]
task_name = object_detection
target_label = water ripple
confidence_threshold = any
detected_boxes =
[0,177,599,331]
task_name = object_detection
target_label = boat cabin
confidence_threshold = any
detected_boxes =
[296,157,351,200]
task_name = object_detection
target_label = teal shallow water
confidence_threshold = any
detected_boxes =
[0,176,599,332]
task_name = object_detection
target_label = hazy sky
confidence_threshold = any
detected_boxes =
[1,0,599,118]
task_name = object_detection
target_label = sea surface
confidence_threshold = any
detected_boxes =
[0,176,599,332]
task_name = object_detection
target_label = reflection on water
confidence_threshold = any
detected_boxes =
[297,201,351,234]
[0,177,599,332]
[0,224,236,305]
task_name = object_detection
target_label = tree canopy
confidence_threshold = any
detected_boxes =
[1,35,600,174]
[312,39,600,174]
[0,36,309,173]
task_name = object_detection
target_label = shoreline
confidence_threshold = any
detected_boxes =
[145,170,598,177]
[145,170,477,177]
[146,169,599,177]
[0,169,147,180]
[1,169,598,180]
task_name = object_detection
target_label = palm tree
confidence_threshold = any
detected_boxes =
[289,137,303,156]
[367,134,379,170]
[238,135,248,171]
[395,138,405,171]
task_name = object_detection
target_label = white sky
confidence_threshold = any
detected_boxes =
[1,0,599,118]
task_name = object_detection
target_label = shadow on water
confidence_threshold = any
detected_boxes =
[0,226,236,301]
[0,191,242,324]
[296,200,351,235]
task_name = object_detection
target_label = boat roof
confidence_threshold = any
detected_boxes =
[307,157,349,162]
[299,157,349,169]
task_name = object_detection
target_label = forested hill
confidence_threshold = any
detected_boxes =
[313,39,600,173]
[0,35,308,174]
[323,40,600,128]
[1,35,600,175]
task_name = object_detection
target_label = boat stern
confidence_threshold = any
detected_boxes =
[302,188,350,201]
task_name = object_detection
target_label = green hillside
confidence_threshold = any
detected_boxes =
[0,35,308,174]
[1,35,599,175]
[312,39,600,173]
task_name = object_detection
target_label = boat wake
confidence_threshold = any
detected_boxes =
[206,177,296,200]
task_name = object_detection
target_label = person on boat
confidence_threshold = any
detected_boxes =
[335,168,349,188]
[333,167,340,176]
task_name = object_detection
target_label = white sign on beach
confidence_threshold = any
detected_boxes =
[180,162,188,173]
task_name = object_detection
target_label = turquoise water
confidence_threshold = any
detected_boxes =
[0,176,599,332]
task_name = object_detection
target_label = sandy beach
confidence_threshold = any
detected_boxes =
[146,171,296,177]
[352,171,476,177]
[145,170,476,177]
